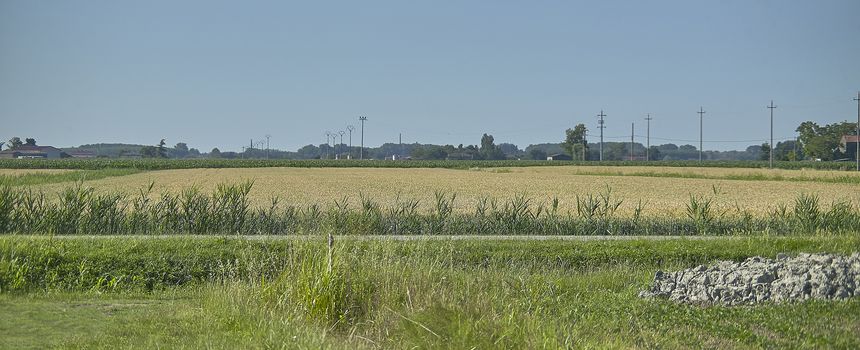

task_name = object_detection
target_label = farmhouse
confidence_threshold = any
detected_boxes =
[0,145,67,159]
[839,135,858,156]
[65,150,96,158]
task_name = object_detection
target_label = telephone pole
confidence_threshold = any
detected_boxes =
[854,92,859,171]
[265,134,271,159]
[581,131,587,161]
[597,110,606,161]
[697,107,706,162]
[630,122,635,161]
[359,116,368,160]
[338,131,345,159]
[767,100,777,168]
[645,114,652,161]
[346,125,355,159]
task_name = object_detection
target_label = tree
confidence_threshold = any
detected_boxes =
[648,146,662,161]
[480,134,495,152]
[140,146,157,158]
[24,138,36,146]
[563,124,588,160]
[479,134,505,160]
[173,142,189,158]
[209,148,222,158]
[529,148,547,160]
[7,137,23,149]
[759,143,770,161]
[156,139,168,158]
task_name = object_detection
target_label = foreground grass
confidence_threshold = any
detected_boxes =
[1,236,859,348]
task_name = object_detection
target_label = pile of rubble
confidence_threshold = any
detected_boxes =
[639,253,860,306]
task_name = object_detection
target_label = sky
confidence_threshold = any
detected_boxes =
[1,0,859,152]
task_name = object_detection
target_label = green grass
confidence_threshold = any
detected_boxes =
[1,236,859,348]
[0,169,141,186]
[0,158,857,171]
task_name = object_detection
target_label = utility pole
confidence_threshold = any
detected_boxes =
[398,133,402,160]
[697,107,706,162]
[325,131,332,159]
[597,110,606,161]
[630,122,634,161]
[582,131,587,161]
[645,114,652,161]
[855,92,860,171]
[265,134,271,159]
[767,100,777,168]
[338,131,345,159]
[346,125,355,159]
[359,116,367,160]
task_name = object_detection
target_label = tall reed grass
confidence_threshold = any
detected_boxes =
[0,182,858,236]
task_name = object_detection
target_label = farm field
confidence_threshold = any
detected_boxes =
[28,165,860,217]
[1,236,859,349]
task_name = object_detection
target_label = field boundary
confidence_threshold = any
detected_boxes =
[1,158,857,171]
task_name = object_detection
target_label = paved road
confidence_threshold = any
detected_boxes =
[14,234,741,241]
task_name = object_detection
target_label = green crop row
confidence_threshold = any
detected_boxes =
[0,158,856,170]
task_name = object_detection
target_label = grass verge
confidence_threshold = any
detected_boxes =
[1,235,858,348]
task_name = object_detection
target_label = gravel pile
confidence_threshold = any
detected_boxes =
[639,253,860,305]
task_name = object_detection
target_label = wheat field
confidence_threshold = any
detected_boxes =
[29,166,859,217]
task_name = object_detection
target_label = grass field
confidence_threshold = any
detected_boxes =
[1,236,858,349]
[29,166,860,217]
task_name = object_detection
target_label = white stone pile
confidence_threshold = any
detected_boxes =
[639,253,860,306]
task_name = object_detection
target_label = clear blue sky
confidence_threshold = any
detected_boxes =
[1,0,858,152]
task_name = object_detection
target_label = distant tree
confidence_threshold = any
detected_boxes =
[24,138,36,146]
[480,134,495,151]
[140,146,157,158]
[657,143,679,152]
[173,142,189,158]
[209,148,222,158]
[679,144,697,151]
[563,124,588,160]
[479,134,505,160]
[7,137,23,149]
[497,143,521,156]
[648,146,662,161]
[759,143,770,161]
[411,145,448,160]
[296,144,321,159]
[188,148,201,157]
[0,142,4,151]
[529,148,547,160]
[156,139,168,158]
